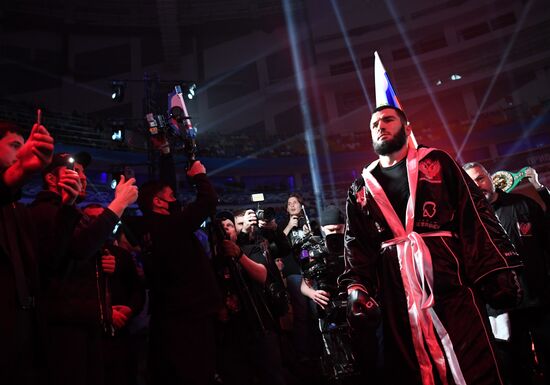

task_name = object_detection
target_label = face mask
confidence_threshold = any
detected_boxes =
[325,233,344,254]
[159,197,182,214]
[168,199,182,214]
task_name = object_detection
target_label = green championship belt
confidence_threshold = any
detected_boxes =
[491,167,528,192]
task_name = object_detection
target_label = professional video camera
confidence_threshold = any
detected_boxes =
[299,236,334,293]
[299,234,359,382]
[145,85,197,161]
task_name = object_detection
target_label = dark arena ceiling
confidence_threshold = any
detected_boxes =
[1,0,549,204]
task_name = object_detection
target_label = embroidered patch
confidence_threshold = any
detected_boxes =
[517,222,533,236]
[422,201,437,218]
[419,159,442,183]
[356,186,367,208]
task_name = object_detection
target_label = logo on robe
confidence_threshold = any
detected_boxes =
[356,186,367,208]
[422,202,437,218]
[419,159,442,183]
[517,222,533,236]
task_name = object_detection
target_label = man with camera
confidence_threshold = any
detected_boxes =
[299,205,375,382]
[279,193,314,363]
[136,160,221,385]
[299,205,345,310]
[216,208,287,385]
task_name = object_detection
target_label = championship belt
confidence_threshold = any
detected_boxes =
[491,166,528,192]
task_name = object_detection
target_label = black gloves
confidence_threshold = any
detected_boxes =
[479,269,522,309]
[347,286,381,330]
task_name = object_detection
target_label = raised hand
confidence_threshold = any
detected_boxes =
[58,169,82,205]
[17,124,54,174]
[242,209,258,233]
[108,175,139,217]
[186,160,206,177]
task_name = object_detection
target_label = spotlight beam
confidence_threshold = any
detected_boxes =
[329,0,374,111]
[456,0,534,160]
[282,0,325,215]
[384,0,460,156]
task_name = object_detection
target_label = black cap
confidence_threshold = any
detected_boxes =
[320,205,345,226]
[42,153,73,175]
[74,151,92,169]
[216,210,234,225]
[42,151,92,175]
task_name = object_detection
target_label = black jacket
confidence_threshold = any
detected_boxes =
[0,175,81,382]
[141,174,222,318]
[492,189,550,307]
[29,190,120,325]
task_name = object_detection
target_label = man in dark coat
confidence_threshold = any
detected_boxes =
[216,208,287,385]
[137,160,221,385]
[465,162,550,385]
[0,120,81,385]
[29,152,138,385]
[340,106,522,385]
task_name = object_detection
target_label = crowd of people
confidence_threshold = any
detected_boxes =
[1,103,549,385]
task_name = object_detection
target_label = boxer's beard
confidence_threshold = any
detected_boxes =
[373,125,407,156]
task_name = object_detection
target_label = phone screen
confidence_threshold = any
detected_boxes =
[67,157,75,170]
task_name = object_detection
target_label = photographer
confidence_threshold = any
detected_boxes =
[278,193,321,368]
[216,209,287,385]
[298,206,372,382]
[136,160,221,385]
[299,205,345,310]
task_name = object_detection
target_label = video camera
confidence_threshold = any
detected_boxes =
[299,235,340,296]
[145,85,197,161]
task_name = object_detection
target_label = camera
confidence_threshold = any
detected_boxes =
[256,207,276,222]
[251,193,276,222]
[299,236,339,295]
[300,235,359,381]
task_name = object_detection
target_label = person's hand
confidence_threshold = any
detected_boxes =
[17,124,54,174]
[242,209,257,233]
[58,169,82,205]
[101,250,116,274]
[284,215,299,234]
[525,167,544,190]
[108,175,138,217]
[222,239,243,261]
[346,285,381,330]
[112,305,132,329]
[187,160,206,177]
[311,289,330,309]
[114,175,138,206]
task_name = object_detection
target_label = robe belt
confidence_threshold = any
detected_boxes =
[381,231,466,385]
